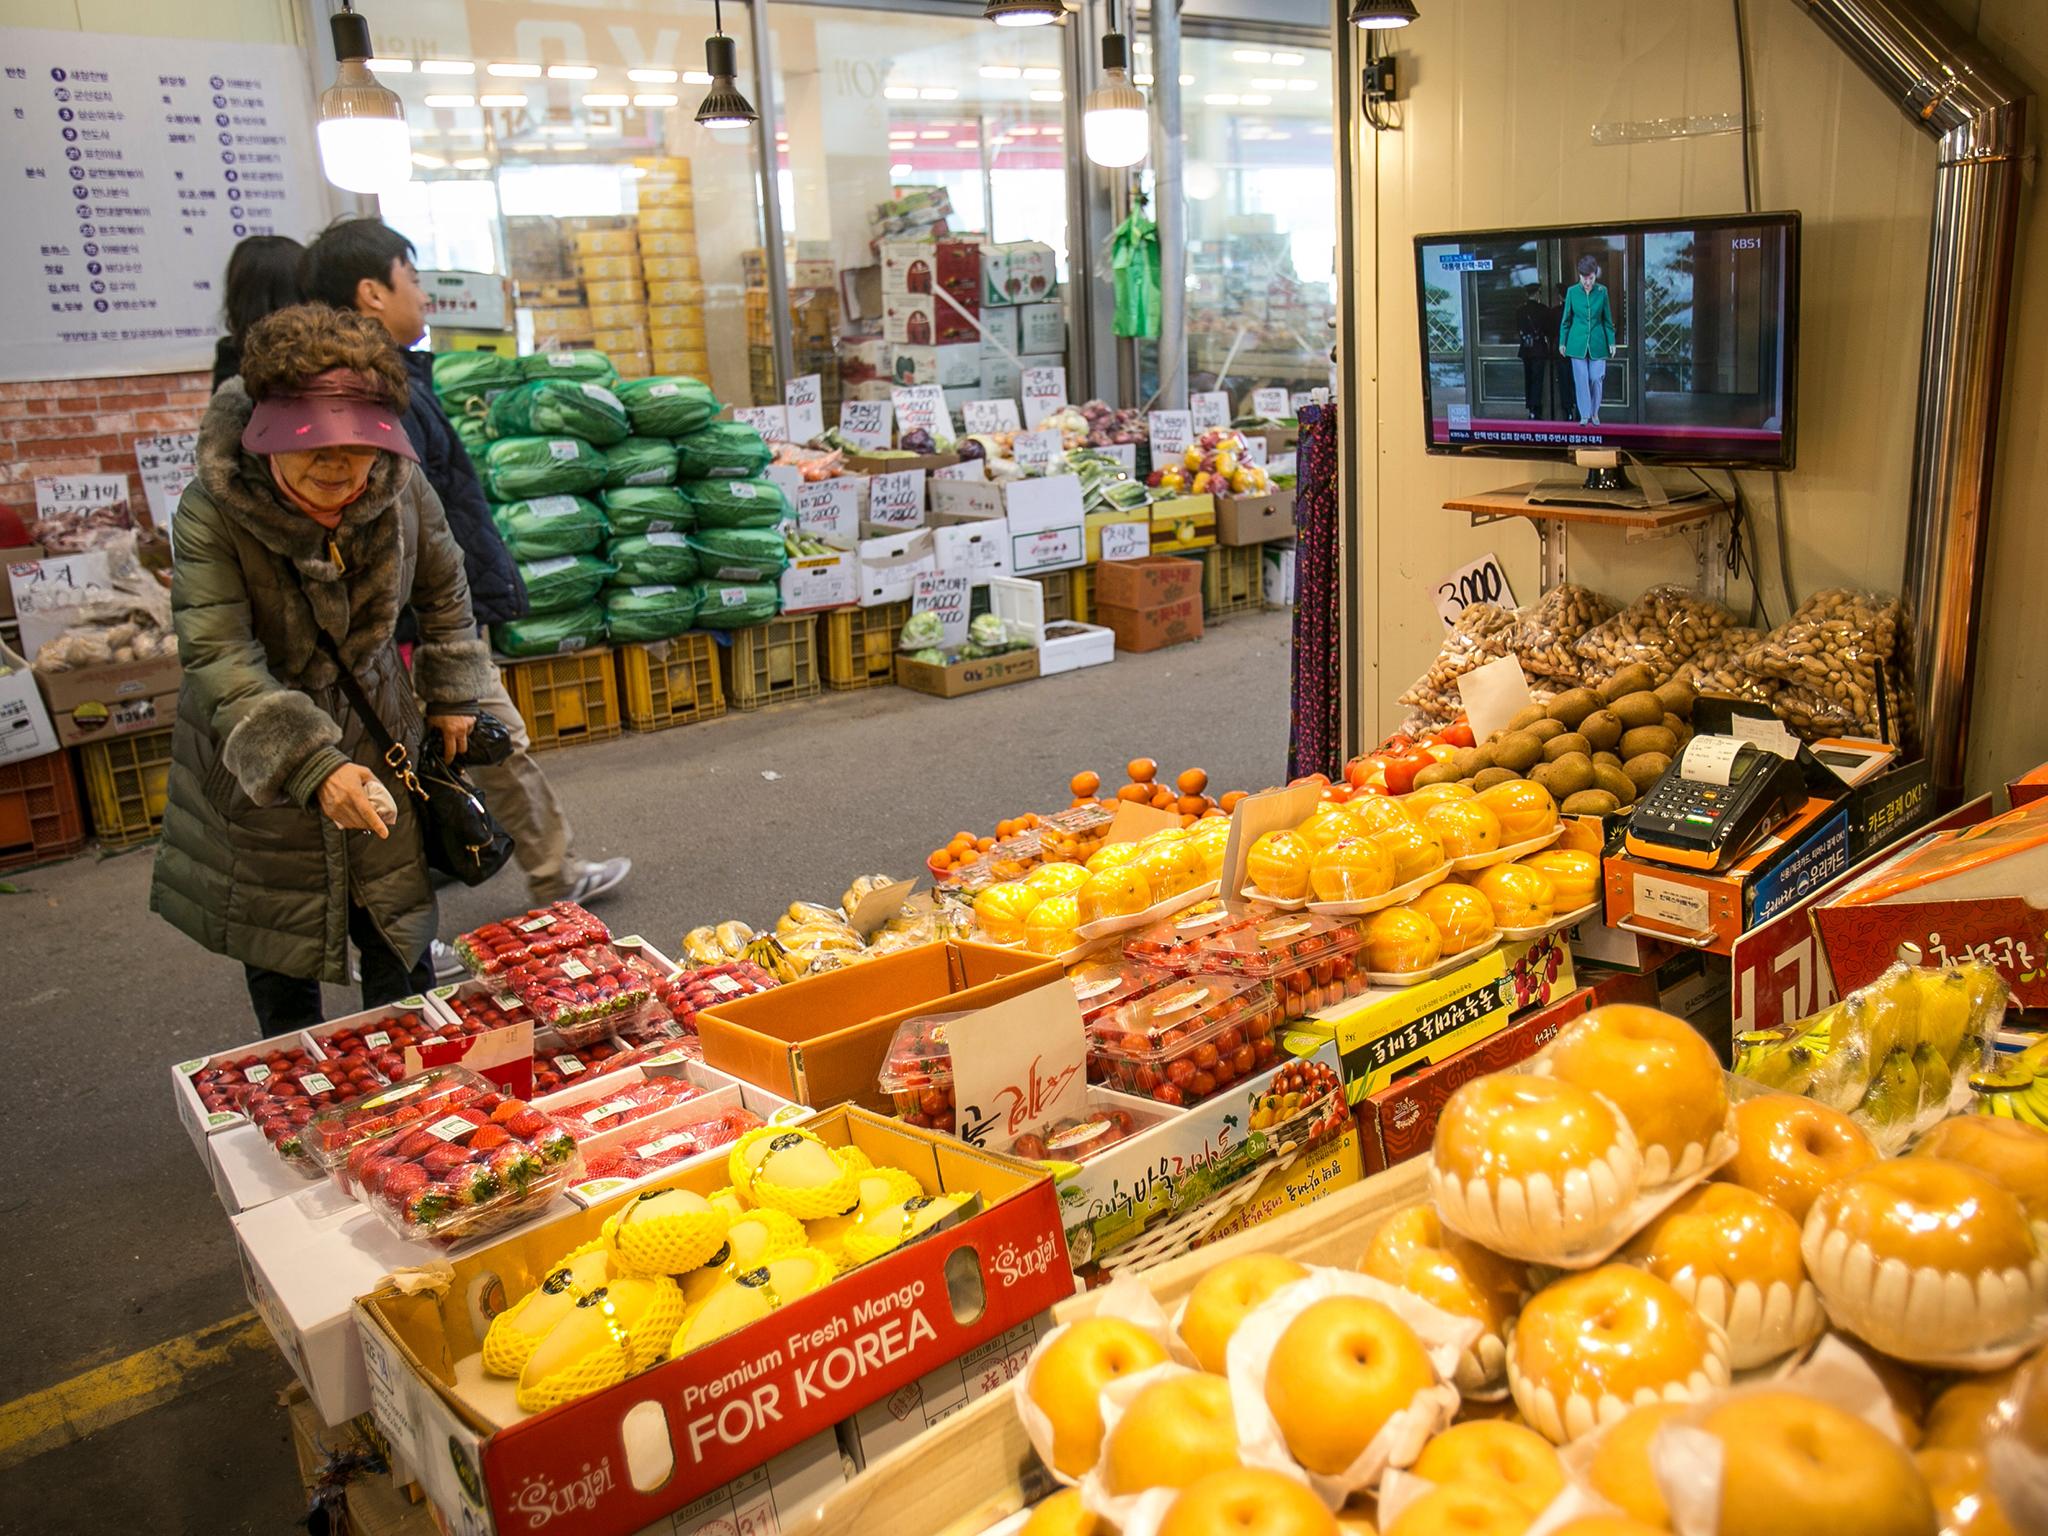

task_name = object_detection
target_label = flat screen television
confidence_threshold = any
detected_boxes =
[1415,212,1799,472]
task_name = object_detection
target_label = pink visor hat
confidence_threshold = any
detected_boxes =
[242,366,418,462]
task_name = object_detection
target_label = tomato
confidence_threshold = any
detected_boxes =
[1382,733,1414,752]
[1322,784,1354,804]
[1438,721,1475,748]
[1381,750,1436,796]
[1289,773,1331,790]
[1353,782,1389,797]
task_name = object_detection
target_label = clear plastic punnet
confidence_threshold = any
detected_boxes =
[499,943,655,1044]
[878,1009,975,1134]
[556,1075,702,1141]
[1087,975,1285,1107]
[1067,957,1174,1028]
[1190,910,1371,1020]
[1007,1092,1177,1164]
[453,901,611,974]
[1120,899,1269,972]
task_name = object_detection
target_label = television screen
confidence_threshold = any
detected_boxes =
[1415,212,1799,468]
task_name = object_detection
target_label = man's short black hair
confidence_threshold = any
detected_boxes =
[301,217,417,312]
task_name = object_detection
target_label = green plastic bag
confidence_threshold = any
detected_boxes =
[687,527,789,582]
[452,412,493,458]
[674,421,772,480]
[616,376,720,439]
[606,532,700,586]
[487,379,630,447]
[493,605,608,657]
[605,584,702,643]
[518,553,615,614]
[518,350,618,386]
[688,581,780,629]
[601,486,695,536]
[481,436,609,500]
[433,351,522,411]
[492,495,608,560]
[678,476,790,529]
[603,436,680,488]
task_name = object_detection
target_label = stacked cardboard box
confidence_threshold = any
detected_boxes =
[562,216,648,376]
[637,156,708,381]
[742,243,843,415]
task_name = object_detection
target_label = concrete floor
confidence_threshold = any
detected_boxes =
[0,612,1294,1534]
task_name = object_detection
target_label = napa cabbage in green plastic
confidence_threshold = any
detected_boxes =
[686,527,789,582]
[601,486,694,536]
[481,436,609,500]
[674,421,772,480]
[606,533,700,586]
[677,476,789,529]
[452,413,492,458]
[492,495,608,560]
[433,350,521,411]
[602,436,680,488]
[616,376,720,438]
[493,606,608,658]
[517,553,614,614]
[486,379,630,446]
[517,349,618,385]
[688,581,780,629]
[604,584,702,642]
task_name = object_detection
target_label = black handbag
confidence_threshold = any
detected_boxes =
[315,633,515,886]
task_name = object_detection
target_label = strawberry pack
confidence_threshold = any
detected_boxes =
[498,943,654,1044]
[574,1103,764,1185]
[453,902,610,975]
[188,1042,321,1120]
[529,1038,632,1095]
[556,1074,702,1141]
[655,959,778,1033]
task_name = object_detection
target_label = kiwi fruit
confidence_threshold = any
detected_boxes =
[1508,705,1548,732]
[1472,766,1521,792]
[1578,709,1624,752]
[1449,747,1487,779]
[1655,679,1695,718]
[1412,762,1463,790]
[1599,665,1656,703]
[1561,789,1622,817]
[1546,688,1602,729]
[1611,691,1663,730]
[1592,762,1638,805]
[1624,751,1673,795]
[1660,712,1689,738]
[1492,731,1545,772]
[1620,725,1678,760]
[1470,743,1498,771]
[1525,718,1567,743]
[1531,752,1595,800]
[1543,732,1592,763]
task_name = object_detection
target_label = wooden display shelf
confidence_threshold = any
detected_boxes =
[1443,482,1729,531]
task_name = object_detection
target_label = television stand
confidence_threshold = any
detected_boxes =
[1441,481,1733,602]
[1526,465,1714,511]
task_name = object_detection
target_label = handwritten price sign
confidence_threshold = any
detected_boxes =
[946,982,1089,1153]
[1190,390,1232,431]
[1252,387,1291,419]
[1021,366,1068,429]
[840,399,893,450]
[912,571,971,648]
[783,374,824,443]
[1432,552,1516,628]
[732,404,789,443]
[1149,410,1193,464]
[962,398,1022,434]
[867,468,927,528]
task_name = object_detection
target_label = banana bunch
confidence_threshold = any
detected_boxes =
[841,873,897,914]
[742,933,807,985]
[680,920,757,968]
[1736,960,2009,1152]
[781,527,839,559]
[1970,1038,2048,1127]
[774,900,866,975]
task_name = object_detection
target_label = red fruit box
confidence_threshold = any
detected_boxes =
[353,1106,1073,1536]
[453,901,610,975]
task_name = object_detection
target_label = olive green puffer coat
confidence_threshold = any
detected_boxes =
[149,381,496,984]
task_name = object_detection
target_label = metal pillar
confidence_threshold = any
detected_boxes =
[748,0,796,394]
[1150,0,1185,409]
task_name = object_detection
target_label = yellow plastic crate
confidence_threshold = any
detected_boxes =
[502,648,623,750]
[720,617,821,711]
[617,636,726,732]
[823,602,908,691]
[1203,543,1264,623]
[78,729,173,850]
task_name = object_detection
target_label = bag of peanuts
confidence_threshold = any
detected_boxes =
[1676,626,1779,706]
[1397,602,1515,723]
[1575,582,1740,686]
[1509,584,1615,682]
[1743,588,1906,741]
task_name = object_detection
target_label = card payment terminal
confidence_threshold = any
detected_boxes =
[1623,734,1808,871]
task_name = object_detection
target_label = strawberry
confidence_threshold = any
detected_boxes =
[404,1183,457,1227]
[486,1144,538,1193]
[448,1162,501,1206]
[380,1162,428,1206]
[533,1126,577,1165]
[502,1107,548,1139]
[490,1100,526,1125]
[393,1129,441,1160]
[420,1143,473,1177]
[467,1124,510,1152]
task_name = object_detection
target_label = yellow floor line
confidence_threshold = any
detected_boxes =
[0,1311,275,1471]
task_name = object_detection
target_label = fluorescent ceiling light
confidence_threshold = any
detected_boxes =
[921,129,949,139]
[453,156,491,169]
[920,87,959,100]
[583,93,629,106]
[366,58,412,74]
[1273,52,1307,66]
[423,93,475,108]
[628,68,678,83]
[420,60,473,75]
[979,65,1022,80]
[633,93,678,107]
[586,123,620,135]
[1010,125,1036,135]
[956,138,980,149]
[883,86,918,100]
[1029,89,1062,102]
[683,70,712,85]
[478,93,529,107]
[1233,49,1272,64]
[1251,78,1289,90]
[1287,79,1317,92]
[547,64,597,80]
[1022,67,1060,81]
[1239,94,1271,105]
[1180,73,1195,85]
[891,163,913,176]
[411,152,447,168]
[1134,73,1154,85]
[487,62,542,78]
[551,139,587,151]
[1204,94,1239,106]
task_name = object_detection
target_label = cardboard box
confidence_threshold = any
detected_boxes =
[643,255,702,283]
[36,654,182,747]
[1215,490,1295,546]
[977,306,1020,359]
[355,1108,1073,1536]
[980,241,1056,306]
[780,549,859,614]
[937,343,982,389]
[284,1384,432,1536]
[879,240,938,296]
[1150,492,1217,553]
[929,516,1012,586]
[895,646,1039,700]
[1097,595,1203,653]
[1281,949,1513,1106]
[1500,930,1578,1014]
[846,451,961,478]
[572,230,638,258]
[1094,555,1202,611]
[936,239,983,299]
[695,942,1059,1109]
[1018,302,1065,355]
[858,530,939,607]
[836,1317,1051,1471]
[1002,475,1087,576]
[883,295,939,347]
[0,638,59,765]
[667,1428,848,1536]
[419,270,511,332]
[1262,542,1296,607]
[2009,762,2048,810]
[979,354,1022,401]
[0,543,44,621]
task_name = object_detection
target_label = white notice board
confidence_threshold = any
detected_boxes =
[0,28,325,382]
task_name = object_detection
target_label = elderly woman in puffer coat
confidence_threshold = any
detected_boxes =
[150,304,496,1036]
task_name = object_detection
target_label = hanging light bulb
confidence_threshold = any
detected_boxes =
[317,2,411,194]
[1083,6,1148,168]
[694,0,758,127]
[1349,0,1420,27]
[983,0,1067,27]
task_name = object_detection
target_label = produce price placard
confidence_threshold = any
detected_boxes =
[933,460,985,482]
[134,432,197,529]
[891,384,951,442]
[912,570,971,648]
[1100,520,1150,562]
[1021,366,1069,429]
[783,373,824,444]
[839,399,893,450]
[1252,387,1291,419]
[794,478,859,548]
[1149,410,1193,464]
[867,468,927,528]
[945,982,1089,1153]
[1099,442,1138,474]
[31,472,132,553]
[1432,551,1516,628]
[1013,428,1061,474]
[962,398,1022,434]
[732,405,789,443]
[1190,390,1232,431]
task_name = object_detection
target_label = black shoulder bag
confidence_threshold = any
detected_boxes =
[314,632,515,886]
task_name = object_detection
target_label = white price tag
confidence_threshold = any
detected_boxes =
[554,1054,586,1075]
[868,469,928,527]
[933,460,985,482]
[733,405,789,442]
[546,440,578,462]
[891,385,952,442]
[1021,367,1069,429]
[1290,391,1319,414]
[962,399,1023,434]
[1431,552,1516,628]
[1100,442,1138,474]
[1149,410,1193,464]
[636,1130,702,1158]
[244,1063,272,1085]
[580,1096,636,1124]
[1100,521,1150,562]
[1252,388,1291,419]
[364,1031,390,1049]
[1190,390,1232,431]
[912,571,973,648]
[1245,437,1270,467]
[559,957,592,980]
[840,400,894,451]
[299,1072,334,1096]
[427,1114,475,1141]
[134,433,199,530]
[795,479,859,545]
[1014,429,1062,474]
[784,374,824,443]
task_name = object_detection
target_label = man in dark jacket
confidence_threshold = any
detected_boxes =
[302,219,630,908]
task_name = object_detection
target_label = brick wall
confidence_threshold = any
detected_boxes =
[0,370,212,525]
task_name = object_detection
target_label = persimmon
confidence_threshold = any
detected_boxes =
[1071,771,1101,797]
[1219,790,1248,812]
[930,849,953,868]
[1128,757,1158,783]
[1177,768,1209,796]
[976,836,995,852]
[1024,813,1041,829]
[1117,783,1151,803]
[1177,794,1208,816]
[1202,806,1227,818]
[1150,787,1177,810]
[1181,814,1198,829]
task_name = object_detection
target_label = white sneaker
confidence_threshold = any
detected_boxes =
[349,939,464,985]
[561,857,632,906]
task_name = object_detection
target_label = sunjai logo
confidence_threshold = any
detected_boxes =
[991,1231,1059,1287]
[511,1461,615,1528]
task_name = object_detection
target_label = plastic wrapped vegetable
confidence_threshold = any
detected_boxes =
[486,379,630,446]
[969,612,1010,650]
[601,436,680,489]
[686,527,788,582]
[616,375,720,438]
[678,476,789,529]
[688,581,780,628]
[481,436,609,501]
[517,349,618,386]
[602,486,694,536]
[433,350,521,412]
[452,413,492,458]
[674,421,773,480]
[518,553,614,614]
[604,584,702,642]
[898,609,944,651]
[606,532,700,586]
[493,606,608,657]
[491,495,608,560]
